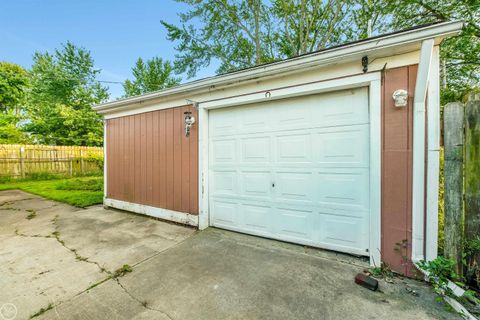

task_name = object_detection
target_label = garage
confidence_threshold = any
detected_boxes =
[209,88,370,256]
[94,22,462,274]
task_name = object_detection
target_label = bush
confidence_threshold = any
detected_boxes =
[84,152,104,171]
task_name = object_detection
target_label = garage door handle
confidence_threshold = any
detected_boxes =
[272,183,275,187]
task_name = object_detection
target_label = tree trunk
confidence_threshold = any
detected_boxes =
[443,102,464,275]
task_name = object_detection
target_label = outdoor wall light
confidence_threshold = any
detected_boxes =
[184,111,196,137]
[392,89,408,107]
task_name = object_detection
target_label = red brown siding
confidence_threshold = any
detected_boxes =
[382,65,417,274]
[106,105,198,215]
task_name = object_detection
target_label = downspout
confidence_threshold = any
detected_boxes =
[412,39,434,263]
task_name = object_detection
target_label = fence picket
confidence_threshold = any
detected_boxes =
[0,144,103,179]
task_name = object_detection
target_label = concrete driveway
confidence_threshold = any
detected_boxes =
[0,190,458,320]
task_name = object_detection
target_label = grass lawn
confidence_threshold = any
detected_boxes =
[0,176,103,208]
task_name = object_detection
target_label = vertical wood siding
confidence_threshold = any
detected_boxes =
[106,105,198,215]
[382,65,417,274]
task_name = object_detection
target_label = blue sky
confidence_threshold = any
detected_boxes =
[0,0,218,99]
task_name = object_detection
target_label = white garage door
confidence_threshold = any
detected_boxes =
[208,87,370,256]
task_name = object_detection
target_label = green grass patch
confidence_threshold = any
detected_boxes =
[0,176,103,208]
[55,177,103,191]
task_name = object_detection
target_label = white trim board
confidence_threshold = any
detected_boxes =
[104,198,199,227]
[412,39,434,262]
[425,45,441,261]
[103,121,107,199]
[198,72,382,266]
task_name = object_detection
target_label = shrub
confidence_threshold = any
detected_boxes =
[84,152,104,171]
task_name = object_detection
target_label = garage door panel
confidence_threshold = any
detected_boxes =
[276,134,312,163]
[319,214,368,252]
[310,88,369,127]
[239,203,272,235]
[210,200,238,227]
[209,87,370,256]
[241,137,271,163]
[211,139,236,164]
[240,171,271,198]
[240,105,272,133]
[313,124,369,167]
[210,109,240,137]
[275,171,314,203]
[276,207,315,242]
[275,100,312,130]
[316,169,369,214]
[210,170,237,196]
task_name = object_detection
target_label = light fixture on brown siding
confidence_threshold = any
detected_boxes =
[393,89,408,107]
[184,111,196,137]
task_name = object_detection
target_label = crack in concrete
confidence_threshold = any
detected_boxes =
[14,216,111,276]
[0,197,38,206]
[4,192,190,320]
[50,215,111,275]
[115,278,174,320]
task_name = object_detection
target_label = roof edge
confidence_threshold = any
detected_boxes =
[94,21,463,114]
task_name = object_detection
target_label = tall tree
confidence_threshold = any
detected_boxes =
[26,42,108,146]
[123,57,180,97]
[163,0,478,103]
[272,0,355,56]
[0,62,30,143]
[161,0,355,77]
[0,62,29,113]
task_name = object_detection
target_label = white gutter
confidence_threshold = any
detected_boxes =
[93,21,463,114]
[412,39,435,262]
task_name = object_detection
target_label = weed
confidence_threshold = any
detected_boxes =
[113,264,133,278]
[369,263,395,279]
[26,209,37,220]
[75,255,88,262]
[418,257,458,294]
[30,303,53,318]
[86,277,110,291]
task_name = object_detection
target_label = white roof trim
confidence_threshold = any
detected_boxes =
[94,21,463,114]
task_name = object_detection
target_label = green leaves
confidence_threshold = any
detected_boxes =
[0,62,29,113]
[163,0,478,102]
[385,0,480,103]
[25,42,109,146]
[123,57,180,97]
[161,0,373,78]
[0,62,30,143]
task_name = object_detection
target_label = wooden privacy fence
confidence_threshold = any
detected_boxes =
[0,144,104,179]
[444,94,480,285]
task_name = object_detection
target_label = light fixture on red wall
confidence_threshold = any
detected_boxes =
[184,111,196,137]
[393,89,408,108]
